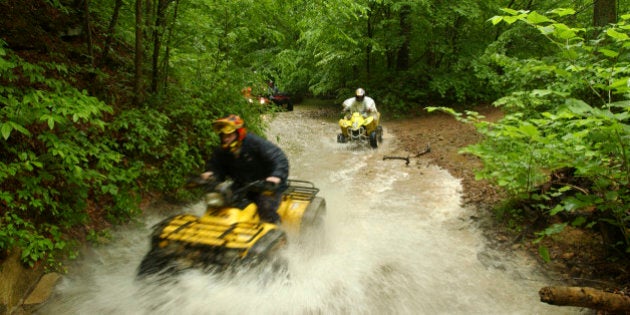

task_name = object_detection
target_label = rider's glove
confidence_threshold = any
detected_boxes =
[185,174,210,188]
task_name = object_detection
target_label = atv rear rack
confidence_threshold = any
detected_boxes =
[160,215,266,248]
[284,179,319,201]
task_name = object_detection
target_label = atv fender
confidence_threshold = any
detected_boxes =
[301,196,326,230]
[246,228,287,259]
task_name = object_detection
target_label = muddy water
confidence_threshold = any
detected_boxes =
[36,106,586,314]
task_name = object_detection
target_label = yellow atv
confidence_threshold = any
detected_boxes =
[337,112,383,148]
[136,178,326,278]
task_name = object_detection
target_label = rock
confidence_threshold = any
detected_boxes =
[0,249,44,314]
[23,273,61,306]
[495,234,508,242]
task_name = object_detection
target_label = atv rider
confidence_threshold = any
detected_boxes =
[267,80,279,98]
[342,88,380,125]
[201,114,289,224]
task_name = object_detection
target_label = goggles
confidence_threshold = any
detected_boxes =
[213,123,237,134]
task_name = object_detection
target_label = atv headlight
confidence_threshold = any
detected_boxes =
[205,192,225,208]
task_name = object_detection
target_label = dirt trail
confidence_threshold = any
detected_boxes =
[390,105,629,294]
[385,105,504,210]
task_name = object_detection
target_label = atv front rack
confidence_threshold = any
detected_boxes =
[155,214,285,264]
[160,215,265,248]
[284,179,319,201]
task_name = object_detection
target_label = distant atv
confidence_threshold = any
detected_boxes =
[242,88,293,111]
[246,94,293,112]
[337,112,383,148]
[268,93,294,111]
[137,178,325,277]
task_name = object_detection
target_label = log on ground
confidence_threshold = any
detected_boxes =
[539,286,630,312]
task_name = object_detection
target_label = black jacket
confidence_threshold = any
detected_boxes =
[205,133,290,191]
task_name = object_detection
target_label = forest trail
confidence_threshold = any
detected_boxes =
[34,104,586,314]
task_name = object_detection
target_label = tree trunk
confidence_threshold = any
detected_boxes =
[134,0,144,105]
[366,2,377,82]
[593,0,617,27]
[396,4,411,71]
[80,0,94,66]
[151,0,169,93]
[102,0,123,63]
[145,0,153,40]
[539,286,630,312]
[161,0,180,91]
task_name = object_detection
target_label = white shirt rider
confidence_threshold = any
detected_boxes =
[342,88,378,118]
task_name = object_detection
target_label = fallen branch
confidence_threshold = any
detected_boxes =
[383,144,431,166]
[415,143,431,157]
[383,155,410,165]
[539,286,630,312]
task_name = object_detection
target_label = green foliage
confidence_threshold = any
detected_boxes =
[0,43,142,268]
[462,10,630,258]
[0,213,65,268]
[86,228,112,244]
[249,0,511,107]
[537,244,552,263]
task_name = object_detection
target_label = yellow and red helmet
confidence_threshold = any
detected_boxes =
[212,114,244,134]
[212,114,247,150]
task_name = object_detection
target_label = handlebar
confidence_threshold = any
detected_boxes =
[185,176,279,194]
[185,176,213,188]
[238,180,279,194]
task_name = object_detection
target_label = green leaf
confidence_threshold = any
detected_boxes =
[101,184,119,195]
[553,23,579,40]
[565,99,593,115]
[526,11,553,24]
[550,204,564,216]
[531,89,553,97]
[605,190,619,201]
[1,123,12,140]
[489,16,503,25]
[548,8,576,17]
[608,100,630,109]
[538,25,555,35]
[607,28,629,41]
[598,48,619,58]
[571,216,587,227]
[562,196,587,211]
[541,223,568,236]
[609,77,630,89]
[519,123,540,139]
[538,245,551,263]
[0,121,31,140]
[500,8,522,16]
[503,16,520,24]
